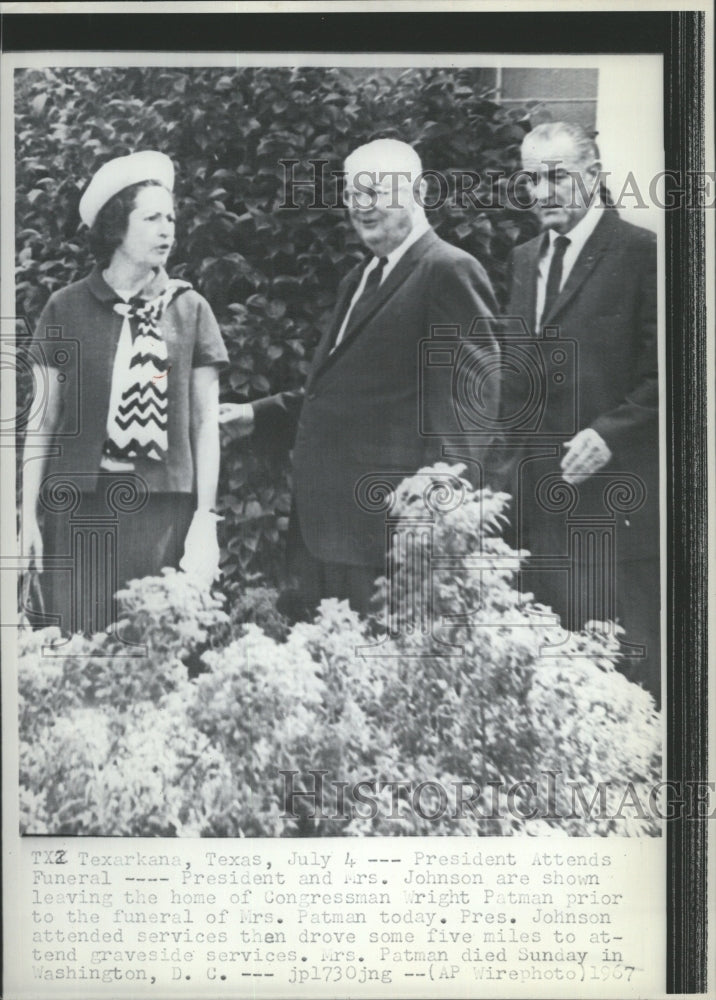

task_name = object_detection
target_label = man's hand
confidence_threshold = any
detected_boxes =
[218,402,254,438]
[20,516,44,573]
[561,428,612,485]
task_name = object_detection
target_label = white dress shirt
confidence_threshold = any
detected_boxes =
[536,199,605,327]
[333,214,431,349]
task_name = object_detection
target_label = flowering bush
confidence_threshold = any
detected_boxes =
[18,467,661,837]
[19,573,233,835]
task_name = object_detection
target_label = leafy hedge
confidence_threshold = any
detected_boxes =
[15,66,538,592]
[19,466,660,838]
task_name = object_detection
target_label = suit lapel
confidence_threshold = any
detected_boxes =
[306,263,364,388]
[541,209,620,325]
[515,236,543,333]
[332,263,365,333]
[313,228,438,379]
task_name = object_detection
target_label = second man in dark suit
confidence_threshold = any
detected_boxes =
[501,121,660,701]
[220,138,500,615]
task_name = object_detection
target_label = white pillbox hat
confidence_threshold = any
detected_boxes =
[79,150,174,227]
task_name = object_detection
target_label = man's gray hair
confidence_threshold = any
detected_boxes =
[525,121,601,163]
[344,138,423,180]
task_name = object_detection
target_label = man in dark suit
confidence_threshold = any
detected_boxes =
[502,121,660,701]
[220,138,500,615]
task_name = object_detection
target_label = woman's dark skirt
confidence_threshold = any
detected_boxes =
[35,485,194,635]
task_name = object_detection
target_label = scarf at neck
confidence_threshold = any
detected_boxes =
[102,268,191,464]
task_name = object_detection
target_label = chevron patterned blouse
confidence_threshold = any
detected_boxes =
[102,280,192,466]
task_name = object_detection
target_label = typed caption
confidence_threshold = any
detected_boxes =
[10,837,664,999]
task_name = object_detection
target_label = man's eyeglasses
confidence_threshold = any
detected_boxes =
[342,182,406,209]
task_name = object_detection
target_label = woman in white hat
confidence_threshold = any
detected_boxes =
[21,151,228,635]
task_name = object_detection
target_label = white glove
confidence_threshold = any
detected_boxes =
[179,509,222,586]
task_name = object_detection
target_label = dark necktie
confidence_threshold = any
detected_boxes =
[357,255,388,303]
[541,235,570,324]
[334,256,388,349]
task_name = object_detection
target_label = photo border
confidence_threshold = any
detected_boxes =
[0,5,710,996]
[661,10,709,994]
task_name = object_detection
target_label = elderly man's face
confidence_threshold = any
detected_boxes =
[343,161,418,257]
[521,132,600,234]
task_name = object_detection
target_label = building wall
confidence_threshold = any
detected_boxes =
[596,57,663,232]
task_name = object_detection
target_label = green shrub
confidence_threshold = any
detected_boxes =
[20,698,233,837]
[18,573,233,835]
[15,66,537,591]
[18,466,660,838]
